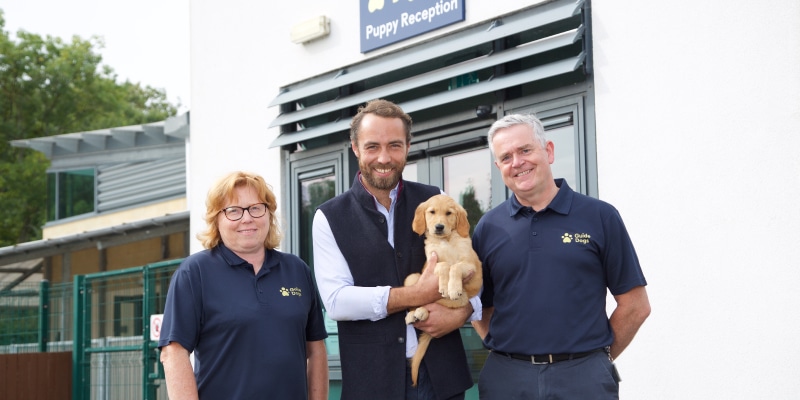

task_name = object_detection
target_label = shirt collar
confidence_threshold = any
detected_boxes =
[218,243,246,266]
[217,242,274,272]
[508,178,573,216]
[356,171,403,210]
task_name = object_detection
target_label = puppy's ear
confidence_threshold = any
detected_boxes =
[455,203,470,237]
[412,200,428,235]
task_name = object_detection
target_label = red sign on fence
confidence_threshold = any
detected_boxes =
[150,314,163,341]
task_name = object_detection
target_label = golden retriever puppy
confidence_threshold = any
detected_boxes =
[404,194,482,387]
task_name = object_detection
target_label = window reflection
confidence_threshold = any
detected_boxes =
[546,125,577,188]
[47,169,95,221]
[299,174,336,267]
[443,148,491,235]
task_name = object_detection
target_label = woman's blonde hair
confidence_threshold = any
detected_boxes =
[197,171,282,249]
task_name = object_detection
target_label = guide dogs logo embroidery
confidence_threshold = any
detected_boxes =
[563,233,591,244]
[280,287,303,297]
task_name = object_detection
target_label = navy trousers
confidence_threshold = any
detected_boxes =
[479,350,619,399]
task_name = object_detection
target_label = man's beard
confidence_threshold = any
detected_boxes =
[360,161,404,191]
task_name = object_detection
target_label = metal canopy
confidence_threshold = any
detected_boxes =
[0,211,190,268]
[0,259,43,292]
[268,0,583,107]
[269,28,584,129]
[269,52,585,148]
[267,0,587,149]
[10,112,190,159]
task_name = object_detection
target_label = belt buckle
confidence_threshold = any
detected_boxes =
[530,354,553,365]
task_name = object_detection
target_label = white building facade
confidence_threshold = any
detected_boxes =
[188,1,800,398]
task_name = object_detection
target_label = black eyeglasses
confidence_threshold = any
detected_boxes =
[220,203,268,221]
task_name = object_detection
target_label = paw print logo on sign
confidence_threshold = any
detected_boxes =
[561,233,573,243]
[368,0,385,13]
[280,287,290,296]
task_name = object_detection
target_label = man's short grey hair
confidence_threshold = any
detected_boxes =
[487,114,547,155]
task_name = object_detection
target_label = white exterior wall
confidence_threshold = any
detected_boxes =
[190,1,800,398]
[593,1,800,398]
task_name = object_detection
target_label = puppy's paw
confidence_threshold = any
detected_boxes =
[438,283,448,297]
[408,307,429,323]
[447,280,465,301]
[447,289,464,301]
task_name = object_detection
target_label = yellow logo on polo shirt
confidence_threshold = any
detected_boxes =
[563,233,591,244]
[280,287,303,297]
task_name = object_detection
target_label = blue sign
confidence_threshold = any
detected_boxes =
[360,0,465,53]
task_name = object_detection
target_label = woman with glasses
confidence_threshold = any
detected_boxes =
[158,171,329,400]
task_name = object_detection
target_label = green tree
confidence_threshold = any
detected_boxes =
[460,183,484,237]
[0,9,178,246]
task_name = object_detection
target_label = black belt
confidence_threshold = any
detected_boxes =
[493,348,604,364]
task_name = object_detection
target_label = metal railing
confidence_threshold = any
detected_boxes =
[0,259,181,400]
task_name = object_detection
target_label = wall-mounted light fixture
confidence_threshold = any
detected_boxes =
[476,105,494,119]
[290,16,330,44]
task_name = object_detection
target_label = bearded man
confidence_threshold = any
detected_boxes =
[313,99,479,400]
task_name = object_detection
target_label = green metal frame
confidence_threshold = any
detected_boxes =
[38,280,49,352]
[72,275,90,400]
[143,260,177,400]
[71,259,182,400]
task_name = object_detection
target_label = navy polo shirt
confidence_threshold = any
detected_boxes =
[473,179,647,355]
[159,243,328,399]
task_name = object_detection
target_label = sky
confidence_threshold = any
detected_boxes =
[2,0,191,114]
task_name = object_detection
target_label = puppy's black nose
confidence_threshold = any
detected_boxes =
[435,224,445,232]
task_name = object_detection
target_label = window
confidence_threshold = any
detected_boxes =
[288,151,343,268]
[288,153,345,378]
[443,148,492,236]
[113,296,142,337]
[298,170,336,267]
[506,96,595,196]
[47,169,96,221]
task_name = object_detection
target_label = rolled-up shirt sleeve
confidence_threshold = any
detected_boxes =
[313,209,390,321]
[468,295,482,322]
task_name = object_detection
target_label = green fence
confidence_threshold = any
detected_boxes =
[0,282,41,351]
[0,259,181,399]
[72,259,180,400]
[0,280,72,353]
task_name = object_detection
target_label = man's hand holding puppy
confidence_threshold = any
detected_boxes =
[413,301,473,338]
[413,266,476,338]
[386,252,442,314]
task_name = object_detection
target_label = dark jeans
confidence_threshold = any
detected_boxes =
[406,360,466,400]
